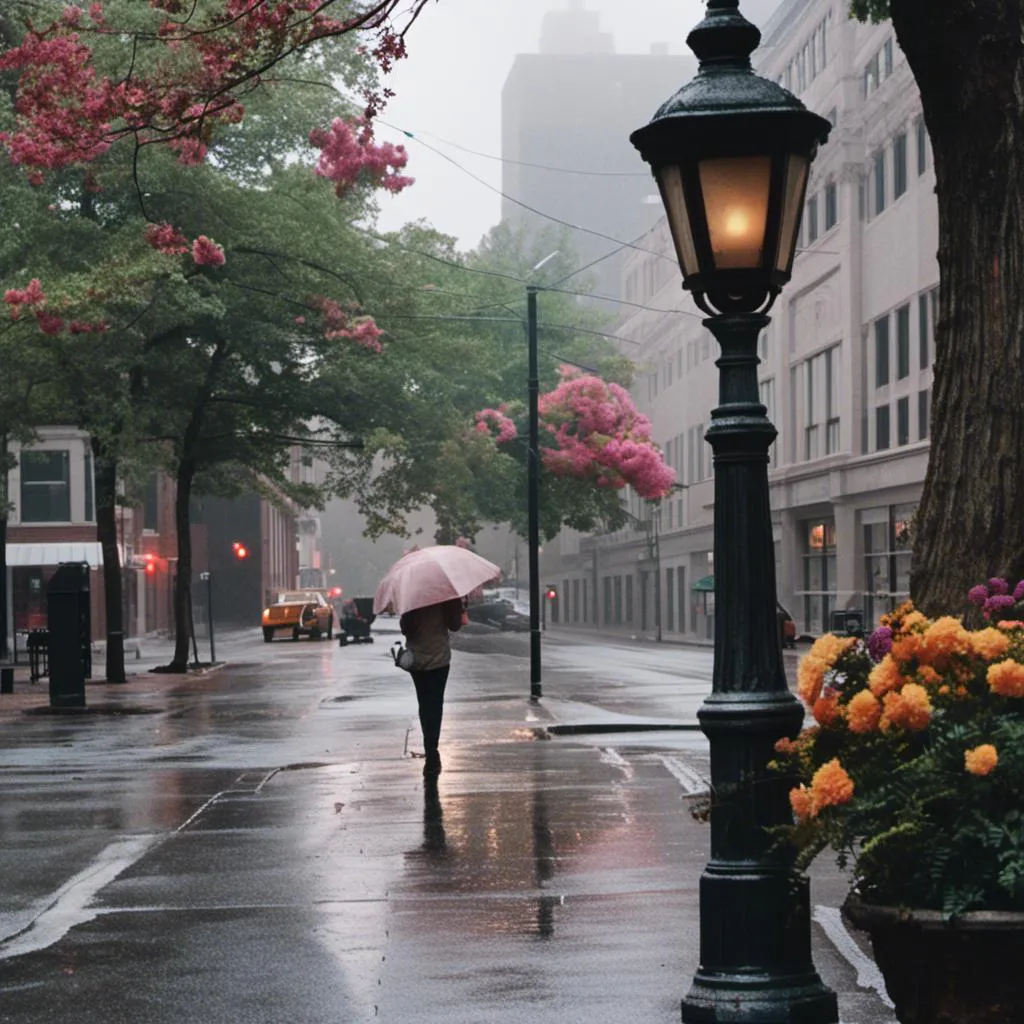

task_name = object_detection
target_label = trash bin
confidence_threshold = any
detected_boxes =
[46,562,92,709]
[829,609,865,638]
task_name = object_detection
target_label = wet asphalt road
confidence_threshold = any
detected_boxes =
[0,624,896,1023]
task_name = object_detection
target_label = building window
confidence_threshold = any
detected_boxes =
[800,518,837,634]
[806,193,819,242]
[897,396,910,446]
[613,575,623,625]
[915,114,928,174]
[883,36,894,77]
[873,148,886,215]
[876,403,891,450]
[918,293,930,370]
[893,132,907,199]
[896,303,911,379]
[760,377,777,463]
[918,388,930,439]
[803,346,840,461]
[863,503,915,624]
[824,181,837,230]
[572,579,580,623]
[20,449,71,523]
[603,576,612,625]
[863,52,879,96]
[666,568,675,632]
[625,575,634,623]
[84,450,94,523]
[875,316,890,387]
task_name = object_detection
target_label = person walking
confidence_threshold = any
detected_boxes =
[400,597,464,776]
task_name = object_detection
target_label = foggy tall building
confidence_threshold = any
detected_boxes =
[500,2,694,297]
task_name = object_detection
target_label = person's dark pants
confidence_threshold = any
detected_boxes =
[411,665,450,756]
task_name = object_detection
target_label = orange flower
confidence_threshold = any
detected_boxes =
[812,692,842,727]
[987,659,1024,698]
[898,610,928,634]
[917,665,942,686]
[774,736,797,756]
[918,616,972,667]
[846,689,882,733]
[971,627,1011,661]
[891,632,923,664]
[809,758,855,812]
[797,657,827,706]
[964,744,998,776]
[797,635,856,705]
[868,655,904,697]
[790,785,814,821]
[880,682,932,732]
[997,620,1024,630]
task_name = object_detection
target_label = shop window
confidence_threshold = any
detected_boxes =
[800,519,837,634]
[863,503,915,624]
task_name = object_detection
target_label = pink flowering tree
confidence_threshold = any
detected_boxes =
[470,369,675,539]
[0,1,426,674]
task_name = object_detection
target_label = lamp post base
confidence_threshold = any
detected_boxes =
[682,977,838,1024]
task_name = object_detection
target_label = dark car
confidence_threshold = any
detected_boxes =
[777,603,797,648]
[467,598,529,632]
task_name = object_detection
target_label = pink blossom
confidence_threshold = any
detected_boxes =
[310,296,384,353]
[537,374,675,499]
[36,311,65,335]
[293,315,306,325]
[192,235,226,266]
[3,279,47,317]
[310,117,413,197]
[144,222,189,255]
[475,409,518,445]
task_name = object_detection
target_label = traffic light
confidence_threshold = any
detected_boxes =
[232,541,249,560]
[328,586,343,598]
[144,554,157,576]
[545,585,557,601]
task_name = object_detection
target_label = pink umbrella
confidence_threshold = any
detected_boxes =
[374,546,502,615]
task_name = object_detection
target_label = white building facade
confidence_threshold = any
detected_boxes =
[540,0,938,640]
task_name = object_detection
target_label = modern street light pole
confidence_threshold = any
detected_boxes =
[526,250,560,702]
[527,284,542,699]
[631,2,837,1022]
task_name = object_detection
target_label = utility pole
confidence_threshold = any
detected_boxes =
[527,285,542,700]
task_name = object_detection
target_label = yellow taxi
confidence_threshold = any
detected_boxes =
[262,590,335,642]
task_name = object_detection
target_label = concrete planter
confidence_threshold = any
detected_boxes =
[843,896,1024,1024]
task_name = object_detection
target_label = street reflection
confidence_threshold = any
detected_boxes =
[399,743,633,941]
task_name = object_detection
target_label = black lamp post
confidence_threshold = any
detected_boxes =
[631,2,837,1022]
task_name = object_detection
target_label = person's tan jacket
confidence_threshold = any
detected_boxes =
[400,599,463,671]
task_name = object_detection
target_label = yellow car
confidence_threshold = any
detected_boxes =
[262,590,335,642]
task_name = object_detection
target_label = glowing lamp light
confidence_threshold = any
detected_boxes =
[144,555,157,576]
[232,541,249,560]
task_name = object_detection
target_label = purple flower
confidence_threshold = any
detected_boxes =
[988,577,1010,595]
[1014,579,1024,602]
[967,584,989,607]
[983,594,1017,620]
[866,626,893,662]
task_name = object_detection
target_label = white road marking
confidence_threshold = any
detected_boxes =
[813,905,895,1010]
[0,835,159,960]
[657,754,708,795]
[0,771,261,960]
[599,747,629,770]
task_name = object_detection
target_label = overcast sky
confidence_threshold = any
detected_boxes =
[373,0,782,250]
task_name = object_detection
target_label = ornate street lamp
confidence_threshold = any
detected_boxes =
[631,2,837,1022]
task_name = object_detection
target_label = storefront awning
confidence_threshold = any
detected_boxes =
[692,574,714,592]
[5,542,103,568]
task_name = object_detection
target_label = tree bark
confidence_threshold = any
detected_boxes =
[892,0,1024,615]
[167,458,196,672]
[92,437,126,682]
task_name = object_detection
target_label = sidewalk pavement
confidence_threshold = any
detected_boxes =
[0,625,894,1024]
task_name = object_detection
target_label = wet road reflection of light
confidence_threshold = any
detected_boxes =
[397,742,636,942]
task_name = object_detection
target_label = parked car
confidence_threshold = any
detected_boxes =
[262,590,334,642]
[467,598,529,632]
[777,602,797,648]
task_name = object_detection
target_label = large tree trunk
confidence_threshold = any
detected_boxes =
[166,459,196,672]
[892,0,1024,615]
[92,437,126,682]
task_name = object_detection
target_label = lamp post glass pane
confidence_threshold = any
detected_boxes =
[698,155,771,270]
[656,163,699,276]
[775,153,810,272]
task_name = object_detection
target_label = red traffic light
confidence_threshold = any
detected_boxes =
[329,586,343,598]
[232,541,249,560]
[545,587,557,600]
[144,555,157,576]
